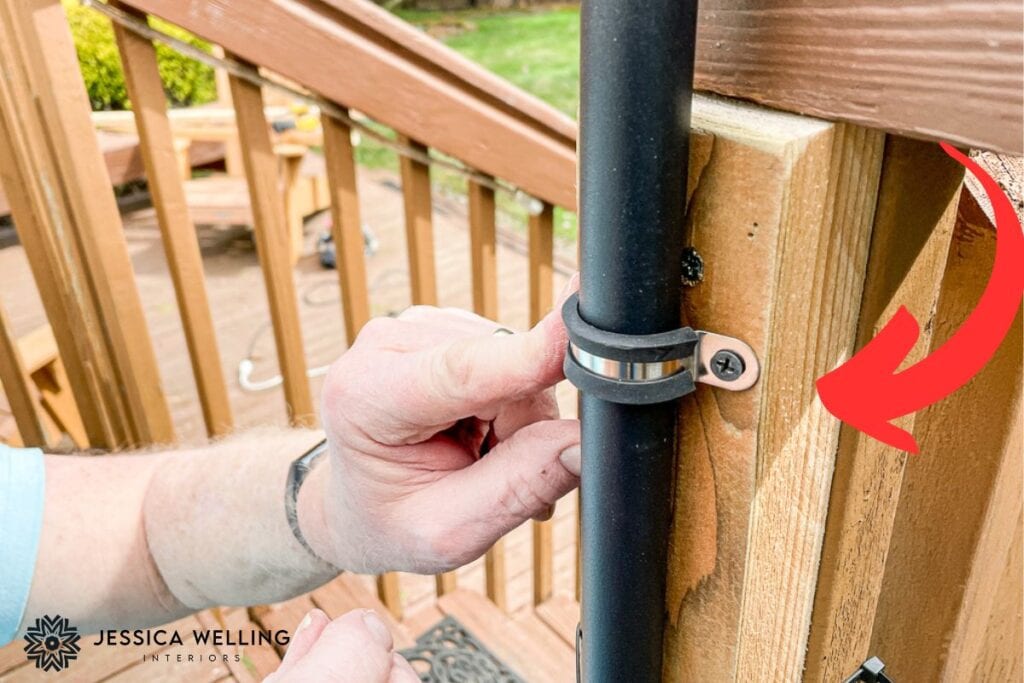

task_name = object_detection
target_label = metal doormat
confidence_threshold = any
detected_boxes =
[398,615,525,683]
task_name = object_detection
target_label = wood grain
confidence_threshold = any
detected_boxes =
[528,202,555,605]
[0,133,223,217]
[113,5,234,438]
[803,136,964,682]
[9,0,174,446]
[467,177,508,611]
[694,1,1022,154]
[228,61,315,426]
[119,0,1021,212]
[321,113,371,341]
[662,96,884,682]
[437,589,573,683]
[118,0,578,208]
[0,304,48,447]
[732,121,884,682]
[468,179,498,319]
[434,571,457,597]
[869,189,1024,681]
[399,137,438,306]
[0,0,137,447]
[376,572,403,621]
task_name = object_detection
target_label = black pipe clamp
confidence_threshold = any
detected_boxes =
[562,292,760,404]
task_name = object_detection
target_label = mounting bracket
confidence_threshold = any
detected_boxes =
[844,657,894,683]
[562,292,760,404]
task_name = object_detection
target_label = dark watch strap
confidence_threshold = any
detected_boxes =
[285,438,329,561]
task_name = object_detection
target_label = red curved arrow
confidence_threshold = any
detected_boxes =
[816,142,1024,453]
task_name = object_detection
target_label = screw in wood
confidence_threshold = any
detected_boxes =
[710,349,745,382]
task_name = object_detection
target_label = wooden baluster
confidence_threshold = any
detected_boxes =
[227,59,315,427]
[0,0,172,448]
[435,572,457,598]
[399,137,437,306]
[321,113,371,341]
[277,143,307,265]
[112,5,234,438]
[467,177,507,610]
[469,179,498,316]
[393,133,438,610]
[376,574,402,621]
[0,13,108,447]
[0,303,49,447]
[528,202,556,606]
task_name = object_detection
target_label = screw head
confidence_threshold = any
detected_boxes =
[710,349,745,382]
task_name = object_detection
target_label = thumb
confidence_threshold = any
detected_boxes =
[282,610,396,681]
[423,419,580,568]
[401,273,579,428]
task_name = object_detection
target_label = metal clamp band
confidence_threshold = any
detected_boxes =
[561,292,761,404]
[570,344,687,382]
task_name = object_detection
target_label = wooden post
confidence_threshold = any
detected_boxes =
[804,137,964,681]
[227,59,315,427]
[399,137,437,306]
[113,5,234,438]
[321,113,371,342]
[662,98,885,682]
[0,0,173,447]
[869,188,1023,681]
[529,201,555,606]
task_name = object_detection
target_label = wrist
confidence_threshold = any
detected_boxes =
[295,452,336,568]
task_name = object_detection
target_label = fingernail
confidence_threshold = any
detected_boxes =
[559,445,581,476]
[295,612,313,634]
[534,503,556,522]
[362,610,393,650]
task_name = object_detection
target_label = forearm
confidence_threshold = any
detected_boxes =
[144,429,336,610]
[22,429,337,635]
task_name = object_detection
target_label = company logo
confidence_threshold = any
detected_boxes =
[23,614,81,672]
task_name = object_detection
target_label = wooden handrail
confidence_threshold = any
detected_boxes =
[116,0,579,209]
[111,0,1023,184]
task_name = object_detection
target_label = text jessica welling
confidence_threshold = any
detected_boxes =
[92,628,290,647]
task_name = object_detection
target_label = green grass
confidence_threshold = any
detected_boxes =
[398,7,580,118]
[354,6,581,239]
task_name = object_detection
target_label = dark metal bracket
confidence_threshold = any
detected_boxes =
[562,292,760,405]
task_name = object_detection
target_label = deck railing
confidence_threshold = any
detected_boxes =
[0,0,579,620]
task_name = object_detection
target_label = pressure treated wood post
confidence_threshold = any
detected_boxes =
[662,97,885,682]
[868,189,1023,681]
[804,137,964,682]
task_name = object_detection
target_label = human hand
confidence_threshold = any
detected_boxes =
[299,286,581,575]
[265,609,418,682]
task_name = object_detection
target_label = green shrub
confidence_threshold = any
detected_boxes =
[64,1,217,110]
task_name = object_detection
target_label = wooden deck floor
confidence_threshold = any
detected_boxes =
[0,165,580,681]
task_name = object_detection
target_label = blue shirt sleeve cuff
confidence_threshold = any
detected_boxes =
[0,445,46,646]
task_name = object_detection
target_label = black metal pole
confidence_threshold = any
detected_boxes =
[577,1,698,680]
